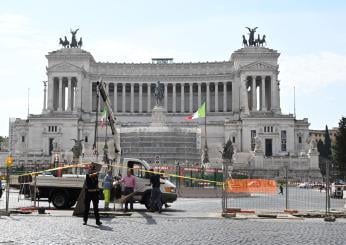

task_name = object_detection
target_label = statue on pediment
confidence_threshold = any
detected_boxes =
[70,28,79,48]
[59,36,70,48]
[243,27,267,47]
[245,27,258,46]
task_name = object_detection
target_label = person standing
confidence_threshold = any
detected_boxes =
[150,169,162,213]
[83,163,102,226]
[121,170,136,212]
[103,170,113,210]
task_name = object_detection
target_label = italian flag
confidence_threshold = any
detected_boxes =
[185,102,206,120]
[100,106,107,127]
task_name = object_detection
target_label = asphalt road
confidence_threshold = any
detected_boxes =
[1,195,346,244]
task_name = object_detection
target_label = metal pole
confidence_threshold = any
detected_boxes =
[325,160,330,215]
[285,165,288,210]
[93,82,100,162]
[33,174,37,208]
[5,166,10,215]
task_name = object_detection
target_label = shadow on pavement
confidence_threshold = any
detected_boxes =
[137,212,157,225]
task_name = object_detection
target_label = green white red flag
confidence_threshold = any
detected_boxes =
[100,106,107,127]
[184,102,206,120]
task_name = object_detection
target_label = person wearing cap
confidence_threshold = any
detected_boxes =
[83,163,102,226]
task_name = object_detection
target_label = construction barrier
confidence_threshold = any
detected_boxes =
[1,162,345,216]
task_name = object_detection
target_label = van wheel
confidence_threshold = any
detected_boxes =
[144,194,151,210]
[52,192,67,209]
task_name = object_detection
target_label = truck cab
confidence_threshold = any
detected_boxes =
[105,158,177,209]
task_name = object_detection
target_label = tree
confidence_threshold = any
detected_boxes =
[317,139,326,175]
[0,136,4,150]
[334,117,346,180]
[323,125,332,159]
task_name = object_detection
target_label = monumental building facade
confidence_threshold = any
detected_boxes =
[9,38,321,180]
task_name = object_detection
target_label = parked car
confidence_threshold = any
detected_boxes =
[298,182,310,188]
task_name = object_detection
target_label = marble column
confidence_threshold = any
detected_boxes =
[47,77,54,111]
[139,83,142,113]
[223,82,227,112]
[164,83,168,110]
[261,76,266,111]
[172,83,176,113]
[181,83,185,112]
[114,83,117,113]
[122,83,126,112]
[67,77,72,111]
[206,82,210,113]
[198,83,201,107]
[215,82,218,112]
[189,83,193,113]
[147,83,151,112]
[58,78,63,111]
[252,76,257,111]
[43,81,47,112]
[130,83,134,113]
[241,75,249,114]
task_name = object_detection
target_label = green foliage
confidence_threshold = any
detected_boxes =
[323,125,332,159]
[334,117,346,180]
[317,139,326,176]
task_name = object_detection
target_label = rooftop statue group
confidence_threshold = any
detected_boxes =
[242,27,266,47]
[59,28,83,48]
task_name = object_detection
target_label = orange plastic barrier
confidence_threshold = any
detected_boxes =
[226,179,277,193]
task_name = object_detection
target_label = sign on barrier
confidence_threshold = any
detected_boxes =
[226,179,277,193]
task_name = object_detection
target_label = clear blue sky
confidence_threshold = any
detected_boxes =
[1,0,346,136]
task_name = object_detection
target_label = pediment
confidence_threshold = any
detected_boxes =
[240,61,277,71]
[47,63,83,73]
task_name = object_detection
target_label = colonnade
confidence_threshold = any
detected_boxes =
[91,82,233,113]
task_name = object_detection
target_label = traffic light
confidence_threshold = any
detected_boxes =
[6,155,14,167]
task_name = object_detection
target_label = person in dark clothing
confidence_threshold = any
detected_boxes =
[150,169,162,213]
[83,163,102,226]
[279,183,284,195]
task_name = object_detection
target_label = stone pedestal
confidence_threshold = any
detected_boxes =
[151,106,167,127]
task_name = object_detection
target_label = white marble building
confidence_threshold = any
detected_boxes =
[9,43,321,180]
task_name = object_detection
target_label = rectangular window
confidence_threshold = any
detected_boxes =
[281,130,287,151]
[251,130,256,151]
[85,136,88,143]
[232,136,235,143]
[298,136,302,144]
[21,136,25,142]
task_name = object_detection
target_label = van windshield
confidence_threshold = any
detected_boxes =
[127,161,148,178]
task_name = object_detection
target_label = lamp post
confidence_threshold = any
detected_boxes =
[5,155,14,214]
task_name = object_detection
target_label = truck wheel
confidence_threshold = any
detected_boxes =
[67,200,76,208]
[52,192,68,209]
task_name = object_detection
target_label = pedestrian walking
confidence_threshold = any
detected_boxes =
[103,170,113,210]
[0,178,3,199]
[83,163,102,226]
[120,169,136,212]
[150,169,162,213]
[279,183,284,195]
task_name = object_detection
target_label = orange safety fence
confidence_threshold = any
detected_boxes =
[226,179,277,193]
